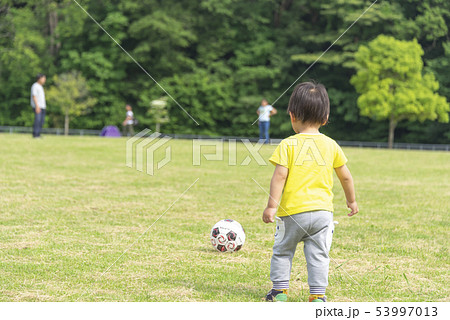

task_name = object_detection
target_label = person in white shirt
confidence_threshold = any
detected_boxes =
[30,73,47,138]
[257,99,277,143]
[122,104,135,136]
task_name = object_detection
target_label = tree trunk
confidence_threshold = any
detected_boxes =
[388,116,397,149]
[274,0,294,27]
[156,122,160,133]
[48,6,59,56]
[64,112,69,136]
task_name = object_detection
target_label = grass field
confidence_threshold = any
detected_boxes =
[0,134,449,302]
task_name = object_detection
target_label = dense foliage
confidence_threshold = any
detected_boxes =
[46,71,96,135]
[351,35,449,147]
[1,0,449,143]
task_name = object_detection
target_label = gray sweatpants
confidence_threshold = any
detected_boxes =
[270,210,334,292]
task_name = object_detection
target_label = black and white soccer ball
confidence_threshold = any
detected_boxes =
[210,219,246,252]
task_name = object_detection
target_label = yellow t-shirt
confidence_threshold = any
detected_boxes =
[269,133,347,216]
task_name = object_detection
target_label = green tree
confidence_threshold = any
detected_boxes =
[46,71,96,135]
[0,4,48,126]
[351,35,449,148]
[148,97,170,132]
[1,0,449,143]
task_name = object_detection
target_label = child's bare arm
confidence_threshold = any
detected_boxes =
[334,164,359,216]
[262,165,288,223]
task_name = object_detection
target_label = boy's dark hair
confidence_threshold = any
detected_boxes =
[36,73,46,81]
[287,81,330,125]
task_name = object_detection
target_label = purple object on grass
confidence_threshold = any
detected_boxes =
[100,125,121,137]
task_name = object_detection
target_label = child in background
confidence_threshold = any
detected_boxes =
[262,82,359,302]
[122,104,135,136]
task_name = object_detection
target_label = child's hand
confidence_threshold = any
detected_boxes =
[347,201,359,216]
[262,207,277,223]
